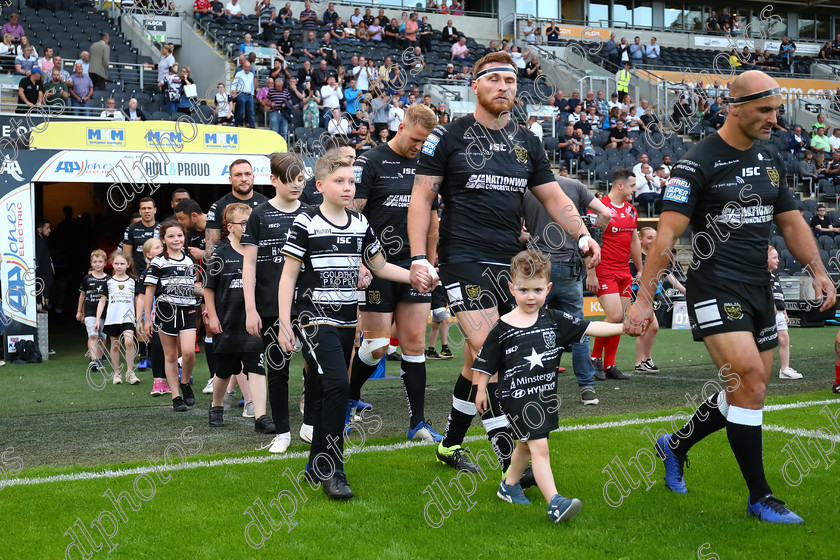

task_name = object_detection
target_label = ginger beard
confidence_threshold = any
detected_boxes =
[473,65,517,118]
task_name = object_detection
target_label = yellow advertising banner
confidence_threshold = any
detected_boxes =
[27,120,287,154]
[649,70,835,100]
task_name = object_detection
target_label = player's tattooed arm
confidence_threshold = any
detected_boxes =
[204,228,221,262]
[349,198,368,213]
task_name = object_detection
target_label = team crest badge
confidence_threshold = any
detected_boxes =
[368,291,381,304]
[514,147,528,163]
[724,303,743,320]
[766,168,780,187]
[465,285,481,299]
[118,284,124,290]
[543,331,556,349]
[357,238,363,251]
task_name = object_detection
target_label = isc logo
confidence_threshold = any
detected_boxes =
[741,166,760,177]
[56,161,82,174]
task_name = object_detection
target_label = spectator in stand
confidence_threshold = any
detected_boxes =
[17,67,43,113]
[297,59,314,84]
[323,2,338,24]
[822,152,840,192]
[14,45,38,76]
[441,19,459,43]
[387,96,404,138]
[606,119,634,150]
[348,7,362,27]
[38,46,55,74]
[214,82,234,125]
[629,36,644,63]
[320,75,343,126]
[528,115,543,139]
[326,107,351,136]
[360,7,374,26]
[455,64,470,84]
[2,13,24,44]
[225,0,244,20]
[368,17,383,42]
[318,32,339,67]
[124,97,147,121]
[812,113,827,134]
[256,0,277,42]
[645,37,660,64]
[819,40,833,61]
[779,36,796,74]
[634,163,661,215]
[545,19,560,46]
[829,128,840,153]
[525,55,540,79]
[239,33,255,54]
[451,37,473,64]
[0,34,15,72]
[831,33,840,60]
[312,58,330,88]
[89,33,110,91]
[632,153,650,177]
[426,0,440,11]
[789,125,808,155]
[567,103,584,125]
[17,36,37,58]
[718,8,732,34]
[740,46,758,70]
[257,76,273,118]
[266,76,293,139]
[523,19,536,44]
[51,56,71,83]
[299,1,317,31]
[558,124,582,163]
[44,67,69,109]
[811,204,839,238]
[756,49,775,70]
[811,126,832,156]
[143,44,175,90]
[162,62,183,115]
[405,12,419,46]
[617,37,630,64]
[194,0,212,21]
[800,151,819,197]
[705,10,720,34]
[384,18,402,48]
[100,97,125,120]
[448,0,463,16]
[417,16,433,53]
[299,30,318,60]
[232,59,257,127]
[596,90,609,115]
[330,16,349,41]
[510,44,531,76]
[344,77,362,114]
[444,62,457,82]
[69,63,93,116]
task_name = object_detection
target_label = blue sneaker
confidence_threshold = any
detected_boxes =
[547,494,582,522]
[344,399,355,435]
[497,480,530,504]
[747,495,804,524]
[353,398,372,411]
[238,397,245,407]
[408,420,443,442]
[656,434,688,494]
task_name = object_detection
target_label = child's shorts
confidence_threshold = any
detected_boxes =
[154,302,197,336]
[215,352,264,379]
[103,322,135,338]
[84,317,106,339]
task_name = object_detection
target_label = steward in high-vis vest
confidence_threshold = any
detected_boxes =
[616,61,632,97]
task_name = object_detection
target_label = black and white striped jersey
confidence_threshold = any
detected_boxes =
[281,207,382,328]
[144,253,197,307]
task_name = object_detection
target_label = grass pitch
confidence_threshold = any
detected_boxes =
[1,324,838,559]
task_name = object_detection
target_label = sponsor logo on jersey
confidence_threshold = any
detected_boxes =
[724,303,743,320]
[353,165,362,183]
[741,166,760,177]
[368,290,381,304]
[505,345,518,355]
[465,174,528,192]
[118,284,125,290]
[662,178,690,203]
[714,159,739,168]
[514,147,528,163]
[268,222,283,228]
[511,389,526,399]
[766,168,780,187]
[715,204,773,225]
[357,238,363,252]
[465,285,481,299]
[229,278,243,289]
[383,194,411,207]
[421,133,440,156]
[543,331,555,349]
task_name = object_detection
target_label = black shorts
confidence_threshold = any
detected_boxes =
[103,322,135,338]
[154,302,197,336]
[500,381,558,442]
[431,285,448,310]
[359,274,431,313]
[215,352,264,379]
[686,275,778,352]
[439,262,514,315]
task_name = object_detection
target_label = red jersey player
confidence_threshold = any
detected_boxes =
[587,168,643,380]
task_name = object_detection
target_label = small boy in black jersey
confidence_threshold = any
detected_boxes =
[277,151,420,500]
[474,249,625,522]
[77,249,109,371]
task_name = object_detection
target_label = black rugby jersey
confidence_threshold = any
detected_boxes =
[204,242,264,353]
[416,114,555,265]
[473,309,589,401]
[79,273,109,317]
[122,221,160,275]
[144,253,197,307]
[206,191,269,231]
[300,177,323,207]
[661,133,798,285]
[240,200,308,314]
[354,143,438,264]
[281,207,381,328]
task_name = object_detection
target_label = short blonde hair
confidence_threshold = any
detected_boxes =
[404,103,437,131]
[315,152,353,183]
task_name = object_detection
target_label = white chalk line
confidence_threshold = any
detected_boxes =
[3,398,837,489]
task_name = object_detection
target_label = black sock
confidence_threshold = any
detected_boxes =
[139,341,149,360]
[669,391,728,455]
[349,352,378,401]
[726,410,772,503]
[441,375,475,449]
[483,382,513,472]
[203,338,216,379]
[401,356,426,428]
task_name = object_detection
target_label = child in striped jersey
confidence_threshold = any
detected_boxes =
[138,238,172,397]
[278,151,422,500]
[143,221,202,413]
[94,250,140,385]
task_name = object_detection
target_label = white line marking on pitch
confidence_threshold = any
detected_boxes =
[4,398,837,489]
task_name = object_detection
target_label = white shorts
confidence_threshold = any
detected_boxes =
[775,310,788,332]
[84,317,106,339]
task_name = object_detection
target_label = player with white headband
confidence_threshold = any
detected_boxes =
[407,51,601,477]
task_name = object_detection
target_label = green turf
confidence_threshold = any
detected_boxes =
[1,322,838,558]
